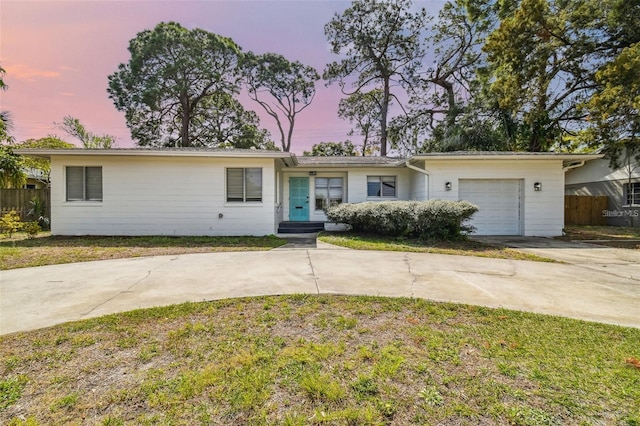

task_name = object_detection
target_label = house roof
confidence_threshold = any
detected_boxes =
[410,151,603,161]
[14,147,299,167]
[296,156,405,167]
[15,148,602,169]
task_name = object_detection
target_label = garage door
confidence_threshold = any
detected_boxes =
[459,179,522,235]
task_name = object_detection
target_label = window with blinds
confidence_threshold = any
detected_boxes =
[66,166,102,201]
[226,168,262,202]
[626,182,640,206]
[315,177,343,210]
[367,176,396,198]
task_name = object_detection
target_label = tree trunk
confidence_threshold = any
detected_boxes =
[380,76,390,156]
[180,93,191,147]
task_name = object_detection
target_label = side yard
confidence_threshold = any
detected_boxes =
[560,226,640,249]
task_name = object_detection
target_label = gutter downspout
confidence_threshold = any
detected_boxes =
[405,161,431,200]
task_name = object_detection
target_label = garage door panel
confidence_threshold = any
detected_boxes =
[459,179,522,236]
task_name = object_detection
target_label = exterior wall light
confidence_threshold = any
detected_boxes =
[445,181,452,191]
[309,171,317,176]
[534,182,542,191]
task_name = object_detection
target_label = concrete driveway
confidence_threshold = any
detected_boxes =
[1,238,639,335]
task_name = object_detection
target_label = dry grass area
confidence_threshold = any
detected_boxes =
[319,233,556,262]
[1,296,639,425]
[0,234,286,270]
[561,226,640,249]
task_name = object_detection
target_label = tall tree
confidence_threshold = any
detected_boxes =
[242,52,319,152]
[390,0,495,153]
[324,0,429,156]
[337,90,383,155]
[59,116,115,148]
[108,22,247,148]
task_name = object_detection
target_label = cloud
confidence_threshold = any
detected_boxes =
[4,64,61,82]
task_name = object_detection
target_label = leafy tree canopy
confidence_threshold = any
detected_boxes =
[16,137,75,186]
[582,42,640,167]
[0,146,25,188]
[303,141,357,156]
[108,22,268,148]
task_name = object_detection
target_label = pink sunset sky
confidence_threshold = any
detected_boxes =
[1,0,445,154]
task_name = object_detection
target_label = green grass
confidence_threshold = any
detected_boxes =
[319,232,557,262]
[0,234,286,270]
[1,295,638,425]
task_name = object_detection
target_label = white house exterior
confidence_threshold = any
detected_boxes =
[16,149,599,237]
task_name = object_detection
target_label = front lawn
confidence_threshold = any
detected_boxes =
[0,234,286,270]
[319,232,557,262]
[1,295,638,425]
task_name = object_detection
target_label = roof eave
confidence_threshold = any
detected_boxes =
[14,148,296,161]
[411,153,604,161]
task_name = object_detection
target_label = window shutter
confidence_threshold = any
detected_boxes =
[227,168,244,202]
[66,167,84,201]
[245,168,262,202]
[85,167,103,201]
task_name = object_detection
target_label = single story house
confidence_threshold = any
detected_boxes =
[565,155,639,227]
[16,148,600,236]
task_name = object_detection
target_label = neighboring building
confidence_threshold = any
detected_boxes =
[23,168,47,189]
[16,148,600,236]
[565,155,640,227]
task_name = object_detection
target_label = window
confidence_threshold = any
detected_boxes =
[315,177,343,210]
[626,182,640,206]
[227,168,262,202]
[367,176,396,198]
[66,166,102,201]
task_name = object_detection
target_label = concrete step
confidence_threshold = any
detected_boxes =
[278,221,325,234]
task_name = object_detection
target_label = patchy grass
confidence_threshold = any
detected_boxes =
[319,232,556,262]
[0,234,286,270]
[561,226,640,249]
[1,295,638,425]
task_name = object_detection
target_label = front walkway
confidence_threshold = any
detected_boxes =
[2,238,639,335]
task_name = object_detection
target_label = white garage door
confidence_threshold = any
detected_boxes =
[459,179,522,235]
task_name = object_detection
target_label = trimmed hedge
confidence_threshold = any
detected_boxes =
[325,200,479,240]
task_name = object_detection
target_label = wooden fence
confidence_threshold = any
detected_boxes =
[564,195,608,226]
[0,188,49,220]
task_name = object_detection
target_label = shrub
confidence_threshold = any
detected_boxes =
[0,210,23,238]
[325,200,478,240]
[22,221,41,239]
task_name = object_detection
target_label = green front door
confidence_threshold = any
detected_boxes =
[289,177,309,221]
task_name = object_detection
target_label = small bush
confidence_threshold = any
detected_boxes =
[22,221,41,239]
[325,200,478,241]
[0,210,22,238]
